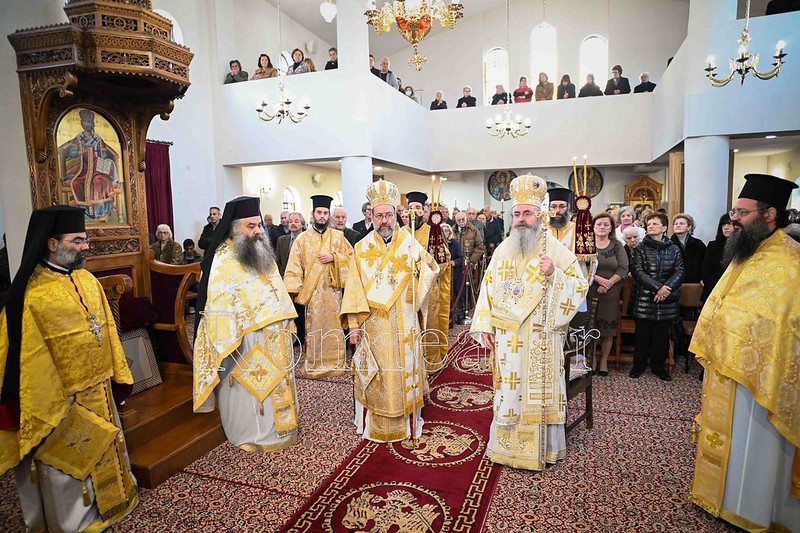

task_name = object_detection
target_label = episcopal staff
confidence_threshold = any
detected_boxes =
[0,206,137,532]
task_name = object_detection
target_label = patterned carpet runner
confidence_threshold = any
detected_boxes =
[282,331,501,532]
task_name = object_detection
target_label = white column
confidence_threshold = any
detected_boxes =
[684,135,729,243]
[336,0,371,77]
[341,156,373,227]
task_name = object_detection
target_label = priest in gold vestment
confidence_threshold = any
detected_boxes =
[690,174,800,532]
[0,206,137,532]
[471,175,589,471]
[341,180,439,443]
[194,197,300,452]
[284,195,353,378]
[406,191,451,374]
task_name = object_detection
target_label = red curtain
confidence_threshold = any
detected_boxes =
[144,142,174,236]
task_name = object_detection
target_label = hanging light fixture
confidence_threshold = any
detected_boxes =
[705,0,787,87]
[486,0,530,139]
[319,0,337,23]
[365,0,464,71]
[256,0,311,124]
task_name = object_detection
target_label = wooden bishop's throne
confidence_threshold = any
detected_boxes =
[9,0,223,488]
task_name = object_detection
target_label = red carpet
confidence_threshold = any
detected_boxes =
[283,330,502,532]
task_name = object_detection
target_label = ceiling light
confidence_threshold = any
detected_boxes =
[733,149,740,153]
[765,134,777,139]
[320,0,337,23]
[374,166,383,170]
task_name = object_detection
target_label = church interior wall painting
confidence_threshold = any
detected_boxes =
[56,107,128,226]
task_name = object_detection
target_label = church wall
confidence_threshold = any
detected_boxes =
[241,163,343,219]
[388,0,690,114]
[0,1,70,271]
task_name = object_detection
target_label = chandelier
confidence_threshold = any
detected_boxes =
[486,105,531,138]
[256,0,311,124]
[319,0,336,23]
[256,83,311,124]
[365,0,464,71]
[705,0,787,87]
[486,0,530,138]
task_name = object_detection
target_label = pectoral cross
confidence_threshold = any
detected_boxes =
[87,314,103,345]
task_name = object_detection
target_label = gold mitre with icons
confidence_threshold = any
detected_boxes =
[509,173,547,207]
[366,179,400,208]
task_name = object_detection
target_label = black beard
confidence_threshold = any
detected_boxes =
[55,243,87,270]
[549,213,569,229]
[232,231,275,274]
[313,222,328,232]
[414,217,424,230]
[723,217,769,265]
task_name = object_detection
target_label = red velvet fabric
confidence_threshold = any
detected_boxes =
[144,142,174,236]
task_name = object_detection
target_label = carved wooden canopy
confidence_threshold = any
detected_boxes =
[624,176,664,209]
[7,0,193,297]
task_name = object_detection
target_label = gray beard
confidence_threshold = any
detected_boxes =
[377,223,394,240]
[55,243,87,270]
[232,230,275,275]
[723,217,769,265]
[549,213,569,230]
[509,223,541,258]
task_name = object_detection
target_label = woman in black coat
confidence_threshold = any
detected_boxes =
[630,212,684,381]
[700,213,733,302]
[557,74,576,99]
[670,213,706,283]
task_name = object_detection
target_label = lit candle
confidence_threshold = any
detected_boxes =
[436,177,443,208]
[583,154,588,193]
[572,156,579,194]
[431,175,436,206]
[706,55,716,68]
[776,40,786,53]
[500,198,504,213]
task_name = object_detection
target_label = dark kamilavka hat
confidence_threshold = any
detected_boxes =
[1,205,87,425]
[548,187,572,204]
[311,195,333,210]
[406,191,428,206]
[739,173,798,209]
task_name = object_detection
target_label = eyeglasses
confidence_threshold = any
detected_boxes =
[729,208,758,218]
[66,237,90,246]
[372,212,394,221]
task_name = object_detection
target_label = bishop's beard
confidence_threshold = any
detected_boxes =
[55,242,87,270]
[509,223,541,258]
[723,217,769,265]
[231,226,275,275]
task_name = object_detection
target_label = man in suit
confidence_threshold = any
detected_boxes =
[352,202,373,242]
[276,211,306,345]
[269,210,290,250]
[633,72,657,93]
[604,64,631,95]
[331,207,360,247]
[465,207,485,242]
[483,205,504,255]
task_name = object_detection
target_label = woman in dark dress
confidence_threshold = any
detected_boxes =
[700,213,733,302]
[588,213,629,376]
[630,212,684,381]
[557,74,576,99]
[670,213,706,283]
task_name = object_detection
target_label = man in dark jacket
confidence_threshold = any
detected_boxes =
[604,64,631,95]
[483,206,504,255]
[269,210,291,250]
[629,212,684,381]
[198,206,221,250]
[633,72,657,93]
[331,207,360,248]
[352,202,373,241]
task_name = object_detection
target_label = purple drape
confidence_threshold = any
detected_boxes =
[144,142,174,236]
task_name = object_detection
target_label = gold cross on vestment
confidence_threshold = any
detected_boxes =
[507,335,523,354]
[504,371,521,390]
[498,259,515,281]
[362,245,382,267]
[706,432,724,449]
[389,253,409,274]
[525,264,544,286]
[560,298,577,316]
[476,307,490,322]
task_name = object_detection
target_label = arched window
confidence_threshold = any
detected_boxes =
[153,9,184,45]
[483,47,509,106]
[579,35,609,89]
[530,22,557,93]
[283,186,300,212]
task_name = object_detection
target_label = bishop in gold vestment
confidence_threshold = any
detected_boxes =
[407,191,451,374]
[690,174,800,531]
[0,206,137,532]
[471,175,588,471]
[284,195,353,378]
[194,197,300,452]
[341,181,439,443]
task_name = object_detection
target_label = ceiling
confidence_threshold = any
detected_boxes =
[730,133,800,157]
[261,0,508,59]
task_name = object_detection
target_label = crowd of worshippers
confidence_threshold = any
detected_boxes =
[223,47,340,83]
